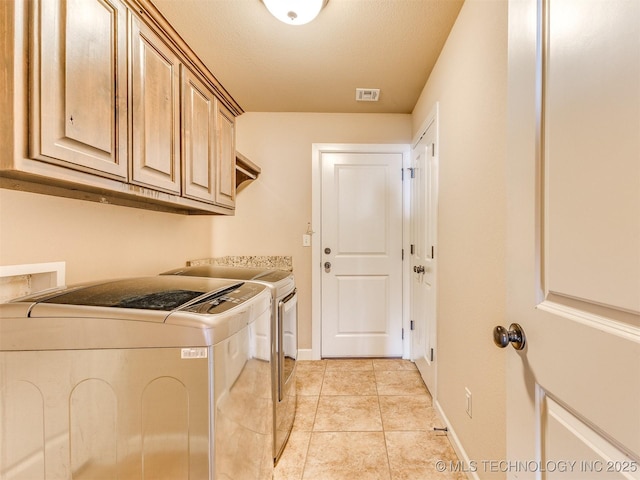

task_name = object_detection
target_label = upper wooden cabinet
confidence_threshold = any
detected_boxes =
[130,16,181,194]
[181,66,216,203]
[31,0,128,179]
[215,103,236,209]
[0,0,244,214]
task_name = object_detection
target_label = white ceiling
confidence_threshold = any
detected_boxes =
[151,0,464,114]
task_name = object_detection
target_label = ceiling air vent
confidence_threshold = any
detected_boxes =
[355,88,380,102]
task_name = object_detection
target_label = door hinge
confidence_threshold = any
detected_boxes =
[430,348,434,362]
[410,320,415,331]
[410,244,415,255]
[406,167,415,179]
[431,245,435,258]
[431,143,436,156]
[402,328,404,340]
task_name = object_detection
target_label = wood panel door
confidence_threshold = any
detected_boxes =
[181,67,216,203]
[130,16,181,194]
[215,103,236,209]
[506,0,639,477]
[319,147,405,358]
[410,115,438,398]
[32,0,128,179]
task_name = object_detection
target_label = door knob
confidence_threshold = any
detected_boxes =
[324,262,331,270]
[493,323,526,350]
[413,265,425,274]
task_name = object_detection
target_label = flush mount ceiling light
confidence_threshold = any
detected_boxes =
[262,0,329,26]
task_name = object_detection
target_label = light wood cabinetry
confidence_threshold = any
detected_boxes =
[130,16,181,194]
[181,67,216,203]
[0,0,245,215]
[31,0,128,179]
[215,103,237,208]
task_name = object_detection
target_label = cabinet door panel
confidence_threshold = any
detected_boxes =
[182,68,215,203]
[131,18,181,194]
[34,0,127,178]
[215,103,236,208]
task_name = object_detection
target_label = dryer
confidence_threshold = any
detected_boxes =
[0,276,273,480]
[161,265,297,463]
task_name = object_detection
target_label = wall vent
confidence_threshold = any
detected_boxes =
[355,88,380,102]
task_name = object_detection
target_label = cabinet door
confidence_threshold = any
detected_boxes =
[215,103,236,208]
[130,16,181,194]
[32,0,128,178]
[181,67,216,203]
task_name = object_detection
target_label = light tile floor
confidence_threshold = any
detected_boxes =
[274,359,467,480]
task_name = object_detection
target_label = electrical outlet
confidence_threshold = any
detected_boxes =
[465,387,472,418]
[302,234,311,247]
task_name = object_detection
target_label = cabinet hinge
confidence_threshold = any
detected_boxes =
[410,320,415,331]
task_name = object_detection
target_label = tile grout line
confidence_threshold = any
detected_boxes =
[298,360,327,480]
[375,368,395,480]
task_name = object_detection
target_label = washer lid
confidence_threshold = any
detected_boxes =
[162,265,293,283]
[25,276,244,320]
[253,269,292,283]
[1,277,269,351]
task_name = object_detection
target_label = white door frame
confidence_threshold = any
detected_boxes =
[311,143,411,360]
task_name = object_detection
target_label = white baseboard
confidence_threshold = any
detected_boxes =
[296,349,315,361]
[434,399,480,480]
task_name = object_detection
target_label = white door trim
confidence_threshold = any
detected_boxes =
[311,143,410,360]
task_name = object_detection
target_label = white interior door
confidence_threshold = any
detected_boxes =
[506,0,640,478]
[410,117,438,397]
[320,148,404,358]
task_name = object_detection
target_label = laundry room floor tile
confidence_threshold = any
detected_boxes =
[321,370,378,396]
[292,395,319,432]
[313,395,382,432]
[375,369,429,396]
[302,432,390,480]
[385,431,467,480]
[274,359,463,480]
[325,358,374,371]
[378,395,438,431]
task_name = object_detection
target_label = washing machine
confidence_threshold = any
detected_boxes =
[0,275,273,480]
[161,265,297,463]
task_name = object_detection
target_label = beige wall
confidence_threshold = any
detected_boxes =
[412,0,508,474]
[0,189,214,284]
[1,0,508,471]
[212,113,412,351]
